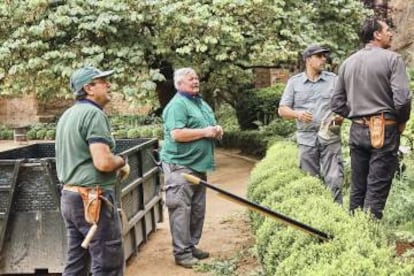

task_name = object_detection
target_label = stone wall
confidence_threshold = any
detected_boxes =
[0,93,150,127]
[0,95,39,127]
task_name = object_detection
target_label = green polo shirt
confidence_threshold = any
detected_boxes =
[160,93,217,172]
[55,100,117,190]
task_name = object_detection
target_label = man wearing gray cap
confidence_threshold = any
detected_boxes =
[56,66,129,275]
[278,45,344,204]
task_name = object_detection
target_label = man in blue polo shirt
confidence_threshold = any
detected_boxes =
[161,67,223,268]
[278,45,344,204]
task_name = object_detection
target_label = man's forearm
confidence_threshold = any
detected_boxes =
[278,106,298,120]
[171,126,219,142]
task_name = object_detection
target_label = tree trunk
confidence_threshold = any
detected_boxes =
[153,61,176,116]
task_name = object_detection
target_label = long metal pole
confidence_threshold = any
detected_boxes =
[182,173,332,242]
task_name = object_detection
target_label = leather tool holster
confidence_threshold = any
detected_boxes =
[369,113,385,149]
[78,186,103,225]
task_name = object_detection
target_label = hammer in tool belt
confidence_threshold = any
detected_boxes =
[79,186,103,249]
[182,173,333,242]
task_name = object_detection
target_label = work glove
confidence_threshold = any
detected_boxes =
[117,154,130,181]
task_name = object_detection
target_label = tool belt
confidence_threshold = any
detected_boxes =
[63,185,104,224]
[352,118,397,126]
[352,114,397,149]
[63,185,117,248]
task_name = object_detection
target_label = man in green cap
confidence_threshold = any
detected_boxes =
[56,66,129,275]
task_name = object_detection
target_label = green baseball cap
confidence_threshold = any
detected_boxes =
[69,66,114,96]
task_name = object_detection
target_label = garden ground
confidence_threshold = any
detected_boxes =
[125,149,260,276]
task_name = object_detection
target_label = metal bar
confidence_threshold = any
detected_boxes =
[182,173,332,242]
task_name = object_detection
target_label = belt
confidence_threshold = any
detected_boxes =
[63,185,82,193]
[63,185,96,193]
[352,119,397,126]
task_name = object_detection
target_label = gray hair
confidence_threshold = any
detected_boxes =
[173,67,196,90]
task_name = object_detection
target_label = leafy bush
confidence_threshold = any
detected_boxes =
[127,128,140,139]
[112,129,128,139]
[220,130,279,158]
[409,69,414,92]
[0,128,13,140]
[216,104,240,132]
[45,129,56,140]
[36,129,47,139]
[26,129,37,140]
[247,141,414,275]
[140,127,153,138]
[152,126,163,139]
[234,83,285,130]
[110,114,161,131]
[383,155,414,239]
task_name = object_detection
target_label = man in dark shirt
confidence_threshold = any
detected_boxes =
[331,17,411,219]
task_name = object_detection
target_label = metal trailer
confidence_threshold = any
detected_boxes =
[0,138,163,274]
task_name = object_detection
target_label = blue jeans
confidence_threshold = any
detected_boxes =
[349,123,400,219]
[60,189,124,276]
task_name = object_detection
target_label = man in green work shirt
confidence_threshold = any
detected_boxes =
[160,67,224,269]
[56,66,129,275]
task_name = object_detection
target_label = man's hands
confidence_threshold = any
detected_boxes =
[204,125,224,140]
[333,114,344,125]
[295,111,313,123]
[117,155,130,181]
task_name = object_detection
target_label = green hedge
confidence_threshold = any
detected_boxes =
[235,83,285,130]
[247,141,414,275]
[218,119,295,158]
[113,125,163,140]
[0,125,13,140]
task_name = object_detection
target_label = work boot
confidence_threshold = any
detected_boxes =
[192,247,210,259]
[175,256,199,269]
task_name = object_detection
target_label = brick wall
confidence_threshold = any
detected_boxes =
[0,93,150,127]
[254,68,291,88]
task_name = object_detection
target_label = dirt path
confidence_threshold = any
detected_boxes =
[125,149,259,276]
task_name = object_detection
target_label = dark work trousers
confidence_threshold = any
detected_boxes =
[349,123,400,219]
[299,141,344,204]
[60,189,124,276]
[162,163,207,261]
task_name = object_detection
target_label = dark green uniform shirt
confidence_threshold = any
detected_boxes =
[55,100,117,190]
[160,93,217,172]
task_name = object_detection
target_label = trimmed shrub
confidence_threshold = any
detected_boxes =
[127,128,140,139]
[26,129,37,140]
[152,126,163,139]
[248,141,414,275]
[36,129,47,139]
[140,127,153,138]
[45,129,56,140]
[113,129,127,139]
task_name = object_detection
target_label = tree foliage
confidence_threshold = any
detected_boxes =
[0,0,368,106]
